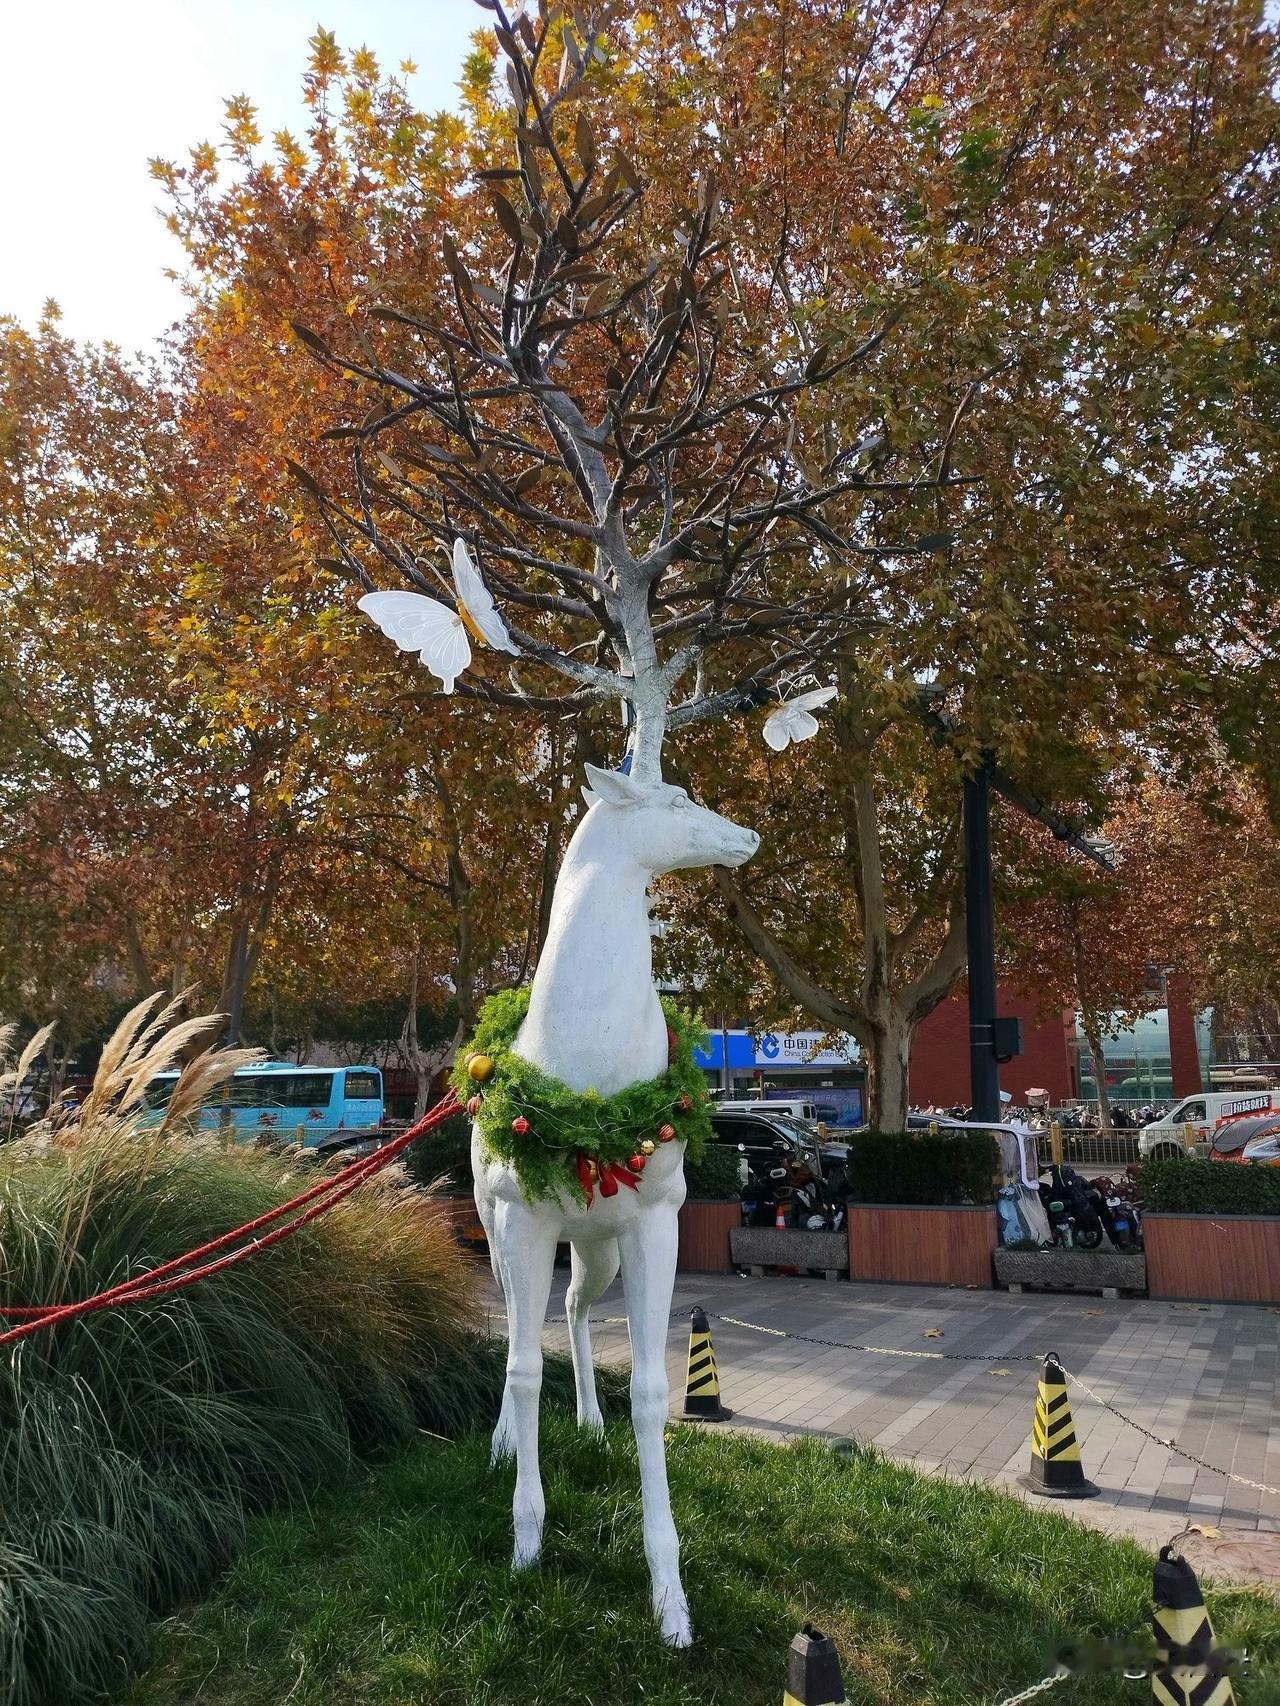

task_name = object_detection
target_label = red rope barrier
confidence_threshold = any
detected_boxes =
[0,1090,462,1347]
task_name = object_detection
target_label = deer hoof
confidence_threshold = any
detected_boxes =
[512,1520,543,1570]
[656,1592,693,1648]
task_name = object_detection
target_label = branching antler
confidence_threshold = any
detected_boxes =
[289,0,978,784]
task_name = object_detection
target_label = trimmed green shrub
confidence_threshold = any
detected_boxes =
[842,1128,1000,1205]
[1141,1156,1280,1215]
[684,1142,744,1200]
[403,1107,474,1192]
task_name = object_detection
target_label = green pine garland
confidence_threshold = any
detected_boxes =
[451,987,711,1205]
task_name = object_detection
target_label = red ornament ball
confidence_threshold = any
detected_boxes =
[627,1153,646,1173]
[677,1092,693,1112]
[466,1094,483,1117]
[511,1115,530,1135]
[657,1123,676,1143]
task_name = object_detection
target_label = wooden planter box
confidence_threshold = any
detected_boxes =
[993,1246,1147,1296]
[729,1225,849,1279]
[848,1203,995,1288]
[677,1199,741,1274]
[1144,1213,1280,1304]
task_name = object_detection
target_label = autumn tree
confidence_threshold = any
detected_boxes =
[571,0,1280,1119]
[173,0,1269,1123]
[999,760,1280,1120]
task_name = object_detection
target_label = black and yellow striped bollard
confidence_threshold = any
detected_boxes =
[1152,1546,1237,1706]
[682,1305,732,1421]
[1019,1351,1099,1499]
[783,1624,848,1706]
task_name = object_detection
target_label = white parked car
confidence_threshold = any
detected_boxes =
[1139,1090,1280,1160]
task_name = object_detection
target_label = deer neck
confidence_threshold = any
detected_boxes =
[518,813,667,1095]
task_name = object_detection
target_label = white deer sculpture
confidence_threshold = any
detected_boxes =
[472,763,758,1648]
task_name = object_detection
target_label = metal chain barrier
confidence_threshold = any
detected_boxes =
[698,1311,1280,1501]
[991,1666,1072,1706]
[1063,1367,1280,1501]
[711,1311,1044,1362]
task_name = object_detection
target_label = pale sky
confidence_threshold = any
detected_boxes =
[0,0,479,355]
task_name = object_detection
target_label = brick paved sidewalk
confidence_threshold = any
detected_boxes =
[491,1272,1280,1582]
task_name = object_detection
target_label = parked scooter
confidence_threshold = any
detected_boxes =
[788,1158,846,1232]
[1091,1172,1144,1250]
[1037,1163,1115,1250]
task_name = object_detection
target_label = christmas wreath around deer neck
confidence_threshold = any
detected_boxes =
[452,987,711,1206]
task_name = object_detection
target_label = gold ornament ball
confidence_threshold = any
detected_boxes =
[467,1054,495,1083]
[639,1139,656,1156]
[657,1123,676,1143]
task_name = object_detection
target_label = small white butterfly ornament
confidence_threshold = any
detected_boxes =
[357,539,518,692]
[762,685,839,751]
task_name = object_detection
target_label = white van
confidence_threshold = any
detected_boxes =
[1139,1090,1280,1160]
[715,1097,821,1125]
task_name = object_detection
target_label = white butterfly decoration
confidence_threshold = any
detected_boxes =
[762,685,839,751]
[356,539,518,693]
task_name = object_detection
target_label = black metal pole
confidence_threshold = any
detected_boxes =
[963,758,1001,1123]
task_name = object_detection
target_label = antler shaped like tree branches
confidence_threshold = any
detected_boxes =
[289,0,975,785]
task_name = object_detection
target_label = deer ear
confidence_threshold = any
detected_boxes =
[582,762,645,808]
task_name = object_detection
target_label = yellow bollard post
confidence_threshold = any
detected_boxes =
[682,1306,732,1422]
[1151,1546,1237,1706]
[1182,1122,1196,1152]
[1049,1119,1063,1165]
[783,1624,848,1706]
[1019,1352,1099,1499]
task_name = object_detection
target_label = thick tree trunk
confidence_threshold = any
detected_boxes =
[400,951,464,1118]
[1080,1007,1113,1133]
[402,953,432,1119]
[1069,907,1111,1131]
[862,1006,914,1132]
[216,870,281,1046]
[123,912,153,993]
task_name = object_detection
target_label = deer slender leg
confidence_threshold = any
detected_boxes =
[493,1197,557,1569]
[565,1236,620,1431]
[618,1207,691,1647]
[472,1139,517,1462]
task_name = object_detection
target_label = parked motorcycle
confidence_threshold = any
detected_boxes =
[1037,1163,1115,1250]
[1091,1172,1144,1249]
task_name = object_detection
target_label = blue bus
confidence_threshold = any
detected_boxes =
[143,1062,384,1148]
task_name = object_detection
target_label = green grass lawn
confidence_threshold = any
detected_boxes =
[123,1417,1280,1706]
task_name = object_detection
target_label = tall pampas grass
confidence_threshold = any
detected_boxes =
[0,1001,507,1706]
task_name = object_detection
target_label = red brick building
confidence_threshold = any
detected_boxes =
[908,987,1077,1108]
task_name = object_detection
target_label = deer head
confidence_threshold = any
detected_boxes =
[581,764,758,876]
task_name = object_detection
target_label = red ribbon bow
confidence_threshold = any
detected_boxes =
[575,1152,641,1208]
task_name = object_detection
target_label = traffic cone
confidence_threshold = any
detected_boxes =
[1019,1351,1099,1499]
[775,1198,788,1230]
[1151,1546,1237,1706]
[783,1623,848,1706]
[682,1306,732,1421]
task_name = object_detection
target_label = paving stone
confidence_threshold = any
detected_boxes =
[502,1272,1280,1572]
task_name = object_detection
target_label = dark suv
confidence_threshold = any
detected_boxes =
[707,1108,825,1198]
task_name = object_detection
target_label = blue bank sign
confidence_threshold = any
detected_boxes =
[693,1029,860,1072]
